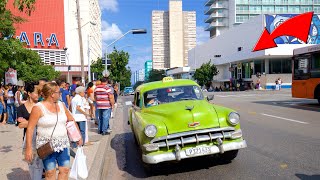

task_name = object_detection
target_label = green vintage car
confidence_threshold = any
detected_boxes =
[128,77,247,166]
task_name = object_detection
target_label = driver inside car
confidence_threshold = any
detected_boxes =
[177,86,197,100]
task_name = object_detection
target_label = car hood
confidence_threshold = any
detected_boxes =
[143,100,220,134]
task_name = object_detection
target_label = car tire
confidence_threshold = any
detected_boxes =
[219,150,239,162]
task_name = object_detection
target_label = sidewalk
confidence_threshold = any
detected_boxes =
[0,99,120,180]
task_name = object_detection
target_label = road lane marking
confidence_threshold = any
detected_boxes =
[261,113,309,124]
[248,111,257,115]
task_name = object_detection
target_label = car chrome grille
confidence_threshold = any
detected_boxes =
[150,127,236,150]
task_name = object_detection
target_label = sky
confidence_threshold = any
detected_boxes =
[99,0,210,82]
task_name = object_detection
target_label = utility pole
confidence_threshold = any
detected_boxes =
[76,0,85,85]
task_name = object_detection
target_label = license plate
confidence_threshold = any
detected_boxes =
[185,146,211,156]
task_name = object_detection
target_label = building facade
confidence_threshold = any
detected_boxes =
[8,0,102,83]
[144,60,153,80]
[189,14,320,89]
[152,0,196,69]
[204,0,320,38]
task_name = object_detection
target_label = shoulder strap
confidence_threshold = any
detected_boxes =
[50,103,59,140]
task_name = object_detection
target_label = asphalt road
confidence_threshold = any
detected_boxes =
[102,90,320,180]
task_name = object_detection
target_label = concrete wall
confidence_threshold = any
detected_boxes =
[251,74,292,89]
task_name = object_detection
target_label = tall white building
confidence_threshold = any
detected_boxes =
[204,0,320,38]
[152,0,196,69]
[63,0,102,82]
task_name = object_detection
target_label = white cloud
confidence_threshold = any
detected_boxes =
[99,0,119,12]
[196,26,209,45]
[102,20,123,42]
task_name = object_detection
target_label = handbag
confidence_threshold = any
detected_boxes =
[37,103,59,159]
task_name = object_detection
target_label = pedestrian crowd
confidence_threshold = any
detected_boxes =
[0,76,119,179]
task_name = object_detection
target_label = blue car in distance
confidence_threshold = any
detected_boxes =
[123,87,134,96]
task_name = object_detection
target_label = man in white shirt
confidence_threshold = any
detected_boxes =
[71,86,89,145]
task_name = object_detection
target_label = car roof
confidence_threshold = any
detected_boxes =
[136,79,199,93]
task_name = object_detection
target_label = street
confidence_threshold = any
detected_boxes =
[101,90,320,180]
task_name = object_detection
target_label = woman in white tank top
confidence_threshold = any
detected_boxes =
[25,82,83,180]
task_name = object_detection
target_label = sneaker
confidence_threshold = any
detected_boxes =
[107,128,112,133]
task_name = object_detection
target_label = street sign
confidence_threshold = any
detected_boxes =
[102,57,111,65]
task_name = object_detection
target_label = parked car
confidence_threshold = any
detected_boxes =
[123,87,134,96]
[127,77,247,170]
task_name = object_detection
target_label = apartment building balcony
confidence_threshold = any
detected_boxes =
[204,12,226,23]
[204,0,214,6]
[204,5,226,15]
[205,21,226,31]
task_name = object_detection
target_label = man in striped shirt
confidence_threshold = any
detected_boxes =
[94,77,115,135]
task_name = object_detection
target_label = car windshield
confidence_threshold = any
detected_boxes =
[144,85,204,107]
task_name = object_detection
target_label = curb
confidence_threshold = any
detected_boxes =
[87,101,121,180]
[87,134,110,180]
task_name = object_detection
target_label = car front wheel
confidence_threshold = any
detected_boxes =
[219,150,239,162]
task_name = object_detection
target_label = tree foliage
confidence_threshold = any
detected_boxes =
[0,39,60,83]
[90,57,105,80]
[0,0,36,15]
[108,48,131,90]
[146,69,166,82]
[193,60,219,87]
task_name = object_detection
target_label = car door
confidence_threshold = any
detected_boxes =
[132,91,143,141]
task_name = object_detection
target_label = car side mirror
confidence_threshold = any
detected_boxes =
[207,95,214,101]
[125,101,133,106]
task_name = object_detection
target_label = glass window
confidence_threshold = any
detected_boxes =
[311,53,320,78]
[262,0,274,4]
[236,15,249,23]
[262,5,275,13]
[293,56,310,80]
[275,6,287,13]
[254,60,265,74]
[270,60,282,74]
[288,6,300,13]
[288,0,300,4]
[301,6,312,13]
[144,86,204,107]
[314,6,320,13]
[315,0,320,4]
[282,59,292,73]
[134,92,141,107]
[236,5,249,13]
[301,0,313,4]
[249,5,262,13]
[236,0,249,4]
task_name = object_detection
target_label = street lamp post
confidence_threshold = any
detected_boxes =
[104,29,147,76]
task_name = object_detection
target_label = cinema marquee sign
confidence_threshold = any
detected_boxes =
[17,32,59,47]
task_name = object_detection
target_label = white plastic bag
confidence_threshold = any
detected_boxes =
[69,147,88,179]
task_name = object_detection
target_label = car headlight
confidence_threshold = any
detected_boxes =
[144,125,157,138]
[228,112,240,125]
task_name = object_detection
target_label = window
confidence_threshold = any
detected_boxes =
[314,6,320,13]
[236,15,249,23]
[134,92,141,107]
[143,86,204,107]
[275,6,287,13]
[300,6,312,13]
[315,0,320,4]
[288,6,300,13]
[262,0,274,4]
[311,53,320,78]
[262,6,275,13]
[294,56,310,80]
[254,60,265,74]
[249,6,262,13]
[236,5,249,13]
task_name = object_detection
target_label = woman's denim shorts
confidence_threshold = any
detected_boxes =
[42,148,70,171]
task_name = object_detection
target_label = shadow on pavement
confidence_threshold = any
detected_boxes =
[296,173,320,180]
[111,132,233,178]
[7,168,30,180]
[0,145,13,153]
[253,99,320,112]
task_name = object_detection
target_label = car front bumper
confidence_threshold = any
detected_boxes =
[142,140,247,164]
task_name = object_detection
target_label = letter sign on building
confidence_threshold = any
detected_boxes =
[17,32,59,47]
